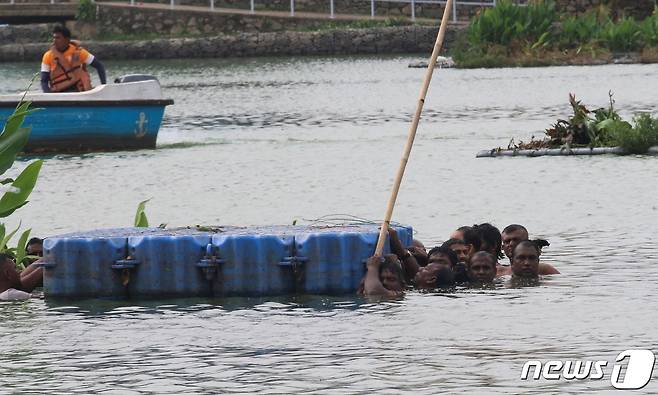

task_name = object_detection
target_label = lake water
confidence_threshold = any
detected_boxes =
[0,57,657,393]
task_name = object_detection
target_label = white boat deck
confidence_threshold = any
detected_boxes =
[0,80,166,103]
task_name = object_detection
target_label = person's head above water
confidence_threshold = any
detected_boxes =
[414,263,455,289]
[52,25,72,52]
[379,254,406,292]
[466,251,497,284]
[450,226,472,241]
[502,224,529,261]
[426,246,458,270]
[473,223,503,260]
[441,238,469,263]
[26,237,43,257]
[511,241,540,279]
[462,228,482,263]
[0,254,21,293]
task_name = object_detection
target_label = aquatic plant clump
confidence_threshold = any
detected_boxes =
[508,93,658,154]
[453,2,658,68]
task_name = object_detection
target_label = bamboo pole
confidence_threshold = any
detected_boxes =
[374,0,454,256]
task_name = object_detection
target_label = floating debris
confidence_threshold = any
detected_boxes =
[408,56,456,69]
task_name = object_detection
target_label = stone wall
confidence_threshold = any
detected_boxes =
[0,25,458,62]
[96,3,373,36]
[0,23,52,44]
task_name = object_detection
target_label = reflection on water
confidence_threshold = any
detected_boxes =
[1,56,657,393]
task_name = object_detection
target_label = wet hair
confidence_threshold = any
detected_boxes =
[456,226,471,233]
[441,238,465,248]
[0,253,15,272]
[27,237,42,246]
[380,254,405,286]
[531,238,550,251]
[427,246,458,267]
[512,240,540,258]
[469,251,497,269]
[434,266,455,287]
[502,224,528,235]
[473,223,503,259]
[462,228,482,251]
[411,239,425,249]
[26,237,43,251]
[53,25,71,39]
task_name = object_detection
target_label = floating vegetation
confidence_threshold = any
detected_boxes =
[498,92,658,155]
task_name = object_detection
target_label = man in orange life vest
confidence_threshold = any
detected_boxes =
[40,25,106,93]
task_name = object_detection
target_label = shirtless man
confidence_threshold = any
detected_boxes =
[499,224,559,276]
[0,254,43,294]
[511,241,542,279]
[361,255,406,297]
[412,247,458,289]
[441,238,469,264]
[466,251,497,285]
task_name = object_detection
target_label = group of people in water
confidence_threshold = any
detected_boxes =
[1,224,558,298]
[361,223,560,296]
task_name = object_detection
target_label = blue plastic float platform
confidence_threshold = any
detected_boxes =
[39,224,413,299]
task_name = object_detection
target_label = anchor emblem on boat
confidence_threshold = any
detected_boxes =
[135,112,148,138]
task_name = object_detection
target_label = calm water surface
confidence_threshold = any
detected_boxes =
[0,57,657,393]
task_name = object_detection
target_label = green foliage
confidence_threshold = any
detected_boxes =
[559,12,602,47]
[134,199,150,227]
[453,2,658,67]
[0,102,34,175]
[600,17,643,52]
[0,93,42,267]
[516,92,658,154]
[639,9,658,46]
[609,113,658,153]
[76,0,96,22]
[466,0,556,46]
[0,160,43,218]
[14,228,31,270]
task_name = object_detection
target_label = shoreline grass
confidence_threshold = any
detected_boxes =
[453,1,658,69]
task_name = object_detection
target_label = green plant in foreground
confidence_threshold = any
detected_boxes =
[0,94,43,270]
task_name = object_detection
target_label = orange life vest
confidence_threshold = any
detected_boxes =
[49,41,92,93]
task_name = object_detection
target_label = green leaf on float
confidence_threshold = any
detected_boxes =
[14,228,31,270]
[0,160,42,218]
[134,198,151,227]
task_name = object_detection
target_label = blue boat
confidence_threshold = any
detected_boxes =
[0,75,174,153]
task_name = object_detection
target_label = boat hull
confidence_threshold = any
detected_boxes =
[0,102,168,153]
[0,79,173,154]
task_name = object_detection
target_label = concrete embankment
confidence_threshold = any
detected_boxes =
[0,25,458,62]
